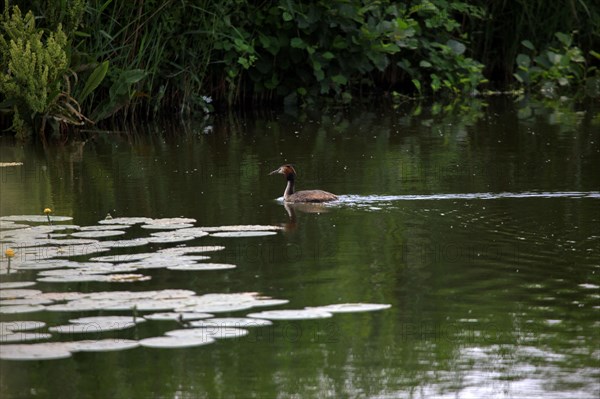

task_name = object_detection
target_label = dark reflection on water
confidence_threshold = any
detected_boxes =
[0,97,599,398]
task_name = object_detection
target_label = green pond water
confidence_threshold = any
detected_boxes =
[0,97,599,398]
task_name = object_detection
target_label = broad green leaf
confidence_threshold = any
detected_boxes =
[412,79,421,92]
[521,40,535,51]
[322,51,335,60]
[331,75,347,85]
[546,51,561,65]
[80,61,109,102]
[515,54,530,68]
[121,69,147,84]
[554,32,571,47]
[290,37,305,49]
[282,11,293,22]
[446,39,466,55]
[419,60,432,68]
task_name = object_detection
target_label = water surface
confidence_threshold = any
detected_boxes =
[0,97,599,398]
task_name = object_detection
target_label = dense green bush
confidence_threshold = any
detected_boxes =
[514,32,598,97]
[1,0,598,138]
[214,0,487,104]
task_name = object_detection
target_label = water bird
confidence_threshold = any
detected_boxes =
[269,164,337,203]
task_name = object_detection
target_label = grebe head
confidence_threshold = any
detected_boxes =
[269,164,296,179]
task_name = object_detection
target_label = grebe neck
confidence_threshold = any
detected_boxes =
[284,174,295,199]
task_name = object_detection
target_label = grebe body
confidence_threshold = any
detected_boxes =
[269,164,337,203]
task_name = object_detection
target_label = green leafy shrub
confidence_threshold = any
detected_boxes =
[0,3,108,139]
[514,32,590,97]
[214,0,486,105]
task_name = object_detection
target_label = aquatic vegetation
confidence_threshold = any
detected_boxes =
[98,217,153,225]
[0,215,73,223]
[199,225,283,232]
[0,289,42,299]
[189,318,272,328]
[165,327,249,340]
[4,248,15,273]
[0,321,46,335]
[71,230,126,238]
[0,305,46,314]
[158,246,226,255]
[166,263,236,271]
[79,225,131,231]
[138,336,215,349]
[0,282,36,289]
[144,312,214,321]
[247,309,334,320]
[141,224,195,230]
[0,213,391,361]
[0,222,29,230]
[98,238,150,248]
[306,303,392,313]
[210,231,278,238]
[1,333,52,343]
[38,273,151,284]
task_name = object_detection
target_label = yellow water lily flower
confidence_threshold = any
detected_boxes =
[4,248,15,258]
[43,208,52,214]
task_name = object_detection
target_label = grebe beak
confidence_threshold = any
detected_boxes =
[269,168,282,175]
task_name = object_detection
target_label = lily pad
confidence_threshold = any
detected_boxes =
[89,253,154,263]
[247,309,333,320]
[0,305,45,314]
[68,339,140,352]
[141,223,195,230]
[0,298,53,306]
[69,316,145,325]
[98,238,150,248]
[306,303,392,313]
[0,343,72,360]
[37,273,151,283]
[167,263,236,271]
[38,264,138,276]
[145,217,197,225]
[199,225,283,232]
[165,327,249,339]
[80,225,131,231]
[189,318,272,328]
[138,335,214,348]
[144,312,213,321]
[46,225,81,231]
[1,332,52,343]
[98,217,153,225]
[0,222,30,230]
[0,321,46,334]
[155,227,209,238]
[49,321,136,333]
[0,281,36,289]
[0,215,73,223]
[210,231,277,238]
[14,260,87,270]
[71,230,126,238]
[158,246,225,255]
[0,289,42,299]
[150,229,208,239]
[125,257,198,270]
[146,236,195,244]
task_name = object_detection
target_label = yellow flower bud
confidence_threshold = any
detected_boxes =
[44,208,52,214]
[4,248,15,258]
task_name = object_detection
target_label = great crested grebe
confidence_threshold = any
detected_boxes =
[269,164,338,203]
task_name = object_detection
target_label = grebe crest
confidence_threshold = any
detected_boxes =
[269,164,337,203]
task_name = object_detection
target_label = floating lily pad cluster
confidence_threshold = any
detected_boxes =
[0,214,391,360]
